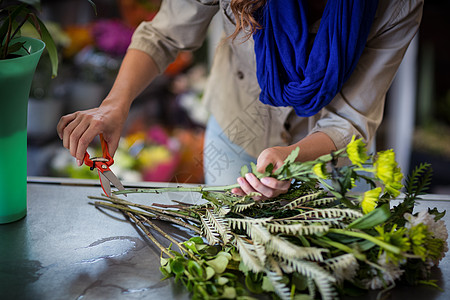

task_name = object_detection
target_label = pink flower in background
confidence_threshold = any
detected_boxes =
[91,19,133,56]
[147,125,170,146]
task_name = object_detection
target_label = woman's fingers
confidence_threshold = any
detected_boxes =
[260,177,291,194]
[234,173,291,201]
[56,112,76,140]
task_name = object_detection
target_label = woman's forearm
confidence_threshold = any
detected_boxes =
[101,49,160,110]
[291,131,337,162]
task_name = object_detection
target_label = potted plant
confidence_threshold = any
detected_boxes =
[0,0,95,223]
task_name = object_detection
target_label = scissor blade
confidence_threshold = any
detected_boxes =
[99,171,112,197]
[102,170,126,195]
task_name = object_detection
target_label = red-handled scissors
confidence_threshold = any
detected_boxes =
[83,134,126,197]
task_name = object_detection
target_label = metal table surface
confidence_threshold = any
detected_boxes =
[1,177,450,300]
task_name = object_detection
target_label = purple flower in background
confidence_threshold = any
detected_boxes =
[91,19,134,56]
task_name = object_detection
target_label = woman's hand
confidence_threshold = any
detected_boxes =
[231,146,295,201]
[56,100,128,166]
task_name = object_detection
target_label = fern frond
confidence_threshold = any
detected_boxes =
[254,240,267,265]
[282,191,325,209]
[266,222,330,235]
[216,205,231,217]
[282,258,337,300]
[234,235,264,273]
[231,199,256,213]
[305,197,337,207]
[404,162,433,199]
[228,217,273,235]
[200,214,220,245]
[265,271,291,300]
[267,236,328,261]
[298,208,363,220]
[324,253,359,284]
[307,277,317,299]
[206,209,232,244]
[250,224,272,244]
[277,217,344,227]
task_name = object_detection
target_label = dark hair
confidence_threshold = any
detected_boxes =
[229,0,267,41]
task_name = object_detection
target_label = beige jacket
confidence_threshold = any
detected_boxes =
[129,0,424,158]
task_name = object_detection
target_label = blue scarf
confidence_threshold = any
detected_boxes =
[253,0,379,117]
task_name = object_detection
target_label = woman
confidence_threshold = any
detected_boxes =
[57,0,423,200]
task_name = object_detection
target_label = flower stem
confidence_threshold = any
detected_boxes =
[126,211,174,258]
[93,201,202,234]
[113,183,240,196]
[328,228,401,255]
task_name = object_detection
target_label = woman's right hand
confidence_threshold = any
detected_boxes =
[56,99,128,166]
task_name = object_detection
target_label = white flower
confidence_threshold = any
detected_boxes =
[363,253,404,290]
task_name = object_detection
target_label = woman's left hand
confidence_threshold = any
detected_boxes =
[231,146,295,201]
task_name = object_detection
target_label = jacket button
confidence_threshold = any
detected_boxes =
[237,71,244,79]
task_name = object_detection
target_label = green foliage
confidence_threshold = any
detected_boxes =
[105,137,447,300]
[160,237,247,299]
[389,163,433,228]
[0,0,96,77]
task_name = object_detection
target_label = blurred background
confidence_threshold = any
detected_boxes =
[25,0,450,193]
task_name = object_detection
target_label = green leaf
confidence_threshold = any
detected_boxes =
[183,240,200,254]
[170,259,185,275]
[206,255,229,274]
[250,162,264,177]
[245,273,264,294]
[205,266,215,280]
[265,163,274,174]
[87,0,98,15]
[284,147,300,164]
[261,276,275,292]
[188,260,203,278]
[217,276,229,285]
[160,257,169,266]
[221,286,237,299]
[292,273,308,291]
[428,207,446,221]
[35,18,58,77]
[7,41,25,54]
[217,251,232,260]
[189,236,205,244]
[240,165,249,177]
[347,204,390,229]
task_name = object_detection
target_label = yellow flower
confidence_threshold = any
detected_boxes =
[346,135,369,167]
[374,150,403,197]
[361,187,381,214]
[137,146,172,169]
[124,132,146,149]
[408,223,428,260]
[312,162,328,179]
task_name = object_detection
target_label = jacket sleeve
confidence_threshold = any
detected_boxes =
[307,0,424,150]
[128,0,219,73]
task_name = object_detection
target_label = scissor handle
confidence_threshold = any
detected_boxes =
[83,134,114,169]
[100,134,114,165]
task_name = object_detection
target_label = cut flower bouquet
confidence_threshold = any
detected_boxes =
[91,136,447,300]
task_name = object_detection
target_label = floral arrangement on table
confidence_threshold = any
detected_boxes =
[90,137,448,300]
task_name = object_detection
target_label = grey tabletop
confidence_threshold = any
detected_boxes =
[1,177,450,300]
